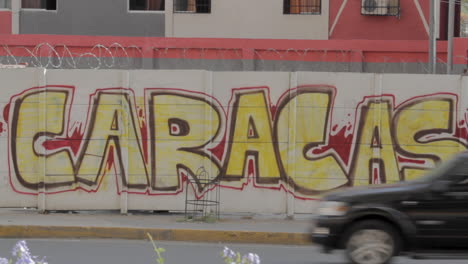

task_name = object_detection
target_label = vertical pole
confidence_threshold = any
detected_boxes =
[204,71,213,216]
[429,0,437,74]
[120,71,130,215]
[165,0,174,37]
[38,68,47,213]
[286,72,297,218]
[11,0,20,34]
[447,0,455,74]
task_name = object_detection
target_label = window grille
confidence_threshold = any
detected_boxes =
[174,0,210,13]
[0,0,11,9]
[130,0,165,11]
[361,0,400,16]
[284,0,321,15]
[22,0,56,10]
[462,18,468,38]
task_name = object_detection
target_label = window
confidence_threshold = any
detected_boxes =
[129,0,164,11]
[22,0,56,10]
[0,0,11,9]
[361,0,400,16]
[437,160,468,191]
[448,160,468,175]
[284,0,321,14]
[174,0,210,13]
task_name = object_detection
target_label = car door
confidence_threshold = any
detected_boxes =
[402,160,468,250]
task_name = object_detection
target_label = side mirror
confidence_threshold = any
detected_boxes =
[431,180,451,193]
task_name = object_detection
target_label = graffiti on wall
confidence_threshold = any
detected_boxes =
[5,85,468,199]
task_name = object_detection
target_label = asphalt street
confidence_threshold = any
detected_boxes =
[0,238,467,264]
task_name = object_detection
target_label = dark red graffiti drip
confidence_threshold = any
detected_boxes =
[454,120,468,141]
[397,156,425,165]
[208,136,226,161]
[0,122,4,134]
[311,124,354,165]
[42,123,84,156]
[138,108,149,163]
[372,167,379,184]
[106,145,115,170]
[181,171,188,181]
[270,105,277,119]
[3,103,10,123]
[247,159,255,178]
[140,121,149,163]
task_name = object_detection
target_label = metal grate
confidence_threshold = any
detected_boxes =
[462,18,468,38]
[174,0,210,13]
[184,167,220,222]
[361,0,400,16]
[21,0,56,10]
[284,0,321,14]
[129,0,165,11]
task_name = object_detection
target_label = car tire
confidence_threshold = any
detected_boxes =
[342,220,401,264]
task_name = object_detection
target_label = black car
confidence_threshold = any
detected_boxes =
[311,151,468,264]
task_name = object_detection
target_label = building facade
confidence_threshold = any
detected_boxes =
[0,0,463,40]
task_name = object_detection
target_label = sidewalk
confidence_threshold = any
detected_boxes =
[0,208,314,245]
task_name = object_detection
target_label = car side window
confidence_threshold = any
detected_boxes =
[446,160,468,191]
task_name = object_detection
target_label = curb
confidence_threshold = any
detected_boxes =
[0,225,313,245]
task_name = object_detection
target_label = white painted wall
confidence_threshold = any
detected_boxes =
[168,0,329,39]
[0,69,466,215]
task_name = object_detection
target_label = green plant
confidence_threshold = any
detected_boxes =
[147,234,166,264]
[146,233,260,264]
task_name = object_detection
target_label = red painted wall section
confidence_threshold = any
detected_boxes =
[0,35,466,67]
[0,11,11,35]
[330,0,429,40]
[330,0,346,26]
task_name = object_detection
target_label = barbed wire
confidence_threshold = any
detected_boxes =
[1,43,467,74]
[0,43,143,69]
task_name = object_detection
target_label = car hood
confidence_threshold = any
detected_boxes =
[322,181,429,204]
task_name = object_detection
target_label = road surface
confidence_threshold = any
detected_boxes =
[0,238,466,264]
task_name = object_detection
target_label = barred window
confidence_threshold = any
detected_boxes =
[462,18,468,38]
[174,0,210,13]
[130,0,165,11]
[22,0,56,10]
[361,0,400,16]
[0,0,11,9]
[284,0,321,15]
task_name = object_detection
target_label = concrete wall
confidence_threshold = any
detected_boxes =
[0,69,467,214]
[20,0,164,36]
[169,0,329,39]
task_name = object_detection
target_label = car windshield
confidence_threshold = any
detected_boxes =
[409,155,464,183]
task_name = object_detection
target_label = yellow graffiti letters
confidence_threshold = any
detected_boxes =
[223,90,281,183]
[11,88,149,190]
[8,85,468,198]
[394,98,465,180]
[150,92,221,191]
[12,88,74,188]
[76,91,149,188]
[276,88,348,194]
[350,100,400,186]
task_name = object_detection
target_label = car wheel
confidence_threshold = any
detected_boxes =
[343,220,401,264]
